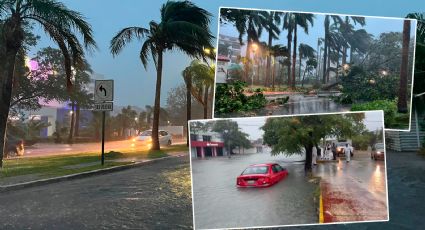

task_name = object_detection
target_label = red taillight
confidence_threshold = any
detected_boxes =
[262,177,270,184]
[237,178,241,185]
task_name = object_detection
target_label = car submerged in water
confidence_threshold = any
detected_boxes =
[236,163,288,188]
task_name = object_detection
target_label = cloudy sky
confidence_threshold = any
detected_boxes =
[30,0,424,108]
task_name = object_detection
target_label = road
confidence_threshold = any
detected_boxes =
[314,151,388,223]
[191,153,318,229]
[22,139,185,158]
[0,156,193,230]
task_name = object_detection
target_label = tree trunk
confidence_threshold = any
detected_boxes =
[287,29,293,87]
[398,20,410,113]
[298,50,302,85]
[266,18,273,88]
[152,50,163,150]
[186,75,192,147]
[301,67,307,87]
[322,16,330,84]
[203,86,208,119]
[0,16,23,168]
[291,25,298,89]
[272,57,276,89]
[75,104,80,137]
[326,46,331,83]
[68,101,75,143]
[304,143,313,172]
[244,40,251,83]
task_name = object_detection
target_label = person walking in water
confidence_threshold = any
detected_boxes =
[345,143,351,163]
[312,145,317,165]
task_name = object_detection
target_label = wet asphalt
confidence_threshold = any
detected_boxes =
[191,153,318,229]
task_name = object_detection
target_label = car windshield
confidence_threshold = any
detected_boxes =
[140,131,152,136]
[242,166,269,175]
[375,143,384,149]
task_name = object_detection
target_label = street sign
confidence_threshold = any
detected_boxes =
[94,80,114,102]
[94,102,113,111]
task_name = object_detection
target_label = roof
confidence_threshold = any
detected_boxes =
[249,163,275,167]
[217,55,230,62]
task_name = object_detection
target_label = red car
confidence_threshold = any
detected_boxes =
[236,163,288,188]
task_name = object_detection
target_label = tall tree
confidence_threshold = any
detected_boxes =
[286,13,314,89]
[260,11,282,87]
[322,15,343,84]
[298,43,316,82]
[110,1,214,150]
[0,0,96,167]
[398,19,411,113]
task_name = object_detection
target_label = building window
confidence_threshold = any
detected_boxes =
[202,135,211,142]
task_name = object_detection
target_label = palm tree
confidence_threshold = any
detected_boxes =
[182,64,192,146]
[398,19,411,113]
[301,58,318,87]
[289,13,314,88]
[0,0,96,167]
[186,61,214,119]
[298,43,316,83]
[110,1,214,150]
[269,44,288,89]
[322,15,343,84]
[260,11,282,87]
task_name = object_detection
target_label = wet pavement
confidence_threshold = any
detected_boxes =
[314,151,387,223]
[191,153,318,229]
[216,95,350,118]
[0,156,193,230]
[20,139,185,158]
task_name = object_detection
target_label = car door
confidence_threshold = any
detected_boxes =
[271,165,280,183]
[159,131,166,145]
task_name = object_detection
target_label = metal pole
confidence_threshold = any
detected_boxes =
[101,111,105,165]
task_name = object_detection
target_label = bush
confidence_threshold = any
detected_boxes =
[351,99,397,127]
[214,81,268,114]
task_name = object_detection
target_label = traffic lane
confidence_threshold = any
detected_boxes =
[192,153,317,229]
[314,151,388,223]
[22,139,186,158]
[0,156,192,230]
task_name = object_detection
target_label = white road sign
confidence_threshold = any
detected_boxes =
[94,102,113,111]
[94,80,114,102]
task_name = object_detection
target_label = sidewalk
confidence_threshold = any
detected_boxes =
[314,151,388,223]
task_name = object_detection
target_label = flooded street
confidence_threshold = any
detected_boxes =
[314,151,388,223]
[216,95,350,118]
[191,153,318,229]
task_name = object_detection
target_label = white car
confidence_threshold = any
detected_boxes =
[133,130,172,147]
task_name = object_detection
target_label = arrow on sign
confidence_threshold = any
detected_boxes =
[99,85,107,96]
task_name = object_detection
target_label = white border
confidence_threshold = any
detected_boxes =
[189,110,389,230]
[211,6,418,132]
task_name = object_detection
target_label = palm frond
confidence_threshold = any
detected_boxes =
[110,26,149,56]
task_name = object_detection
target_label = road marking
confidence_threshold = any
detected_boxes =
[320,193,324,223]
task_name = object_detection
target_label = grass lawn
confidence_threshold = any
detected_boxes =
[0,144,188,182]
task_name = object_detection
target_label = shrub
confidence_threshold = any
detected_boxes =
[214,81,268,114]
[351,99,397,127]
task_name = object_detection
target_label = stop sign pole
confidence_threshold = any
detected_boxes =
[94,80,114,165]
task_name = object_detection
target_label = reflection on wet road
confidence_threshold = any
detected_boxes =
[192,153,317,229]
[314,151,388,223]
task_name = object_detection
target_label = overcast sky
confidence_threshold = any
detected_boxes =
[236,111,384,140]
[30,0,424,108]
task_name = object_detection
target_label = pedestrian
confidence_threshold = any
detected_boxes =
[345,143,351,163]
[312,145,317,165]
[332,143,337,160]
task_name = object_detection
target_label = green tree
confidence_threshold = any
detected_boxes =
[262,114,364,172]
[110,1,214,150]
[0,1,96,167]
[298,43,316,83]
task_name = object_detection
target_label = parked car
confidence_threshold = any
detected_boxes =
[132,130,172,148]
[236,163,288,188]
[5,135,25,157]
[336,142,354,157]
[371,143,385,160]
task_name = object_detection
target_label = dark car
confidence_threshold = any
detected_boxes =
[5,135,25,157]
[371,143,385,161]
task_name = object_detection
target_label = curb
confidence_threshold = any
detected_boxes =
[0,154,186,193]
[319,192,324,223]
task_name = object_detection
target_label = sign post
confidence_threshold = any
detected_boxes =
[94,80,114,165]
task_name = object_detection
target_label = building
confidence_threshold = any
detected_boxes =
[218,34,242,62]
[190,131,226,158]
[386,109,424,152]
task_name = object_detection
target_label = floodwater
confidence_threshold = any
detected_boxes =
[216,95,350,118]
[191,153,317,229]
